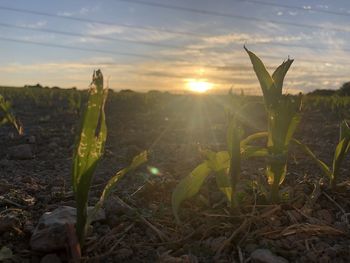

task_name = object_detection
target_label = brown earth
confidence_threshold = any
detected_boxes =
[0,90,350,262]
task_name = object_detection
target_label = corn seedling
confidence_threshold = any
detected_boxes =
[293,120,350,190]
[331,121,350,188]
[72,70,147,247]
[0,94,23,135]
[172,93,268,222]
[245,47,302,202]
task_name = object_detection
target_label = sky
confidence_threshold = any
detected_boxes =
[0,0,349,94]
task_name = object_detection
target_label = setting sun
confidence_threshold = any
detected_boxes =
[186,79,213,93]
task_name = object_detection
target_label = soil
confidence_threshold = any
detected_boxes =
[0,89,350,262]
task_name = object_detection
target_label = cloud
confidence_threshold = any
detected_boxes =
[86,24,125,36]
[200,32,306,46]
[19,20,47,29]
[288,11,298,16]
[57,5,99,17]
[2,53,347,94]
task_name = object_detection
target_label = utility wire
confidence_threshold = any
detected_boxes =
[1,36,350,67]
[0,5,207,38]
[3,22,350,54]
[237,0,350,18]
[0,36,156,59]
[0,22,198,51]
[114,0,350,33]
[0,2,350,44]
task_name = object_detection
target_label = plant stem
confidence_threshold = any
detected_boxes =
[270,181,280,203]
[230,128,241,211]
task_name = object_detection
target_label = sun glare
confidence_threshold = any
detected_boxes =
[186,79,213,93]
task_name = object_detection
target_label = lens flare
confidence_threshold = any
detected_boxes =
[147,166,161,175]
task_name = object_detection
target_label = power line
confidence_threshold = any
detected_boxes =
[238,0,350,18]
[0,5,207,38]
[0,22,199,51]
[1,36,350,67]
[1,3,350,60]
[1,2,350,46]
[114,0,350,33]
[246,41,350,53]
[0,36,156,59]
[3,22,350,55]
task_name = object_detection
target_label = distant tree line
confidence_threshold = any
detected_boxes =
[309,82,350,96]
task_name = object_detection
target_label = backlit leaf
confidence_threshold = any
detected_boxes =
[72,70,108,245]
[88,151,148,224]
[245,47,275,103]
[272,58,294,93]
[172,162,211,223]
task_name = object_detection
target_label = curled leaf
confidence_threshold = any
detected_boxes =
[172,162,211,223]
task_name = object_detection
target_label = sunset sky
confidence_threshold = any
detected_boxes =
[0,0,349,94]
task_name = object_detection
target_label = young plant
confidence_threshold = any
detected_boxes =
[331,120,350,188]
[293,120,350,190]
[172,93,268,222]
[72,70,147,247]
[245,47,302,202]
[0,94,23,135]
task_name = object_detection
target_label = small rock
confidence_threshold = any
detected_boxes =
[8,144,34,160]
[30,206,76,252]
[250,249,289,263]
[31,206,105,252]
[40,254,62,263]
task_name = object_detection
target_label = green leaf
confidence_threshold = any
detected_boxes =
[0,94,23,134]
[292,138,331,177]
[285,114,301,145]
[245,46,275,102]
[206,151,230,172]
[272,58,294,93]
[88,151,148,224]
[72,70,108,246]
[241,132,268,147]
[340,120,350,142]
[227,116,235,156]
[0,246,12,261]
[241,146,269,159]
[172,162,212,223]
[332,136,350,183]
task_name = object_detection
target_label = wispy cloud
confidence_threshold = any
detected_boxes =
[57,5,99,17]
[18,20,47,29]
[1,54,347,94]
